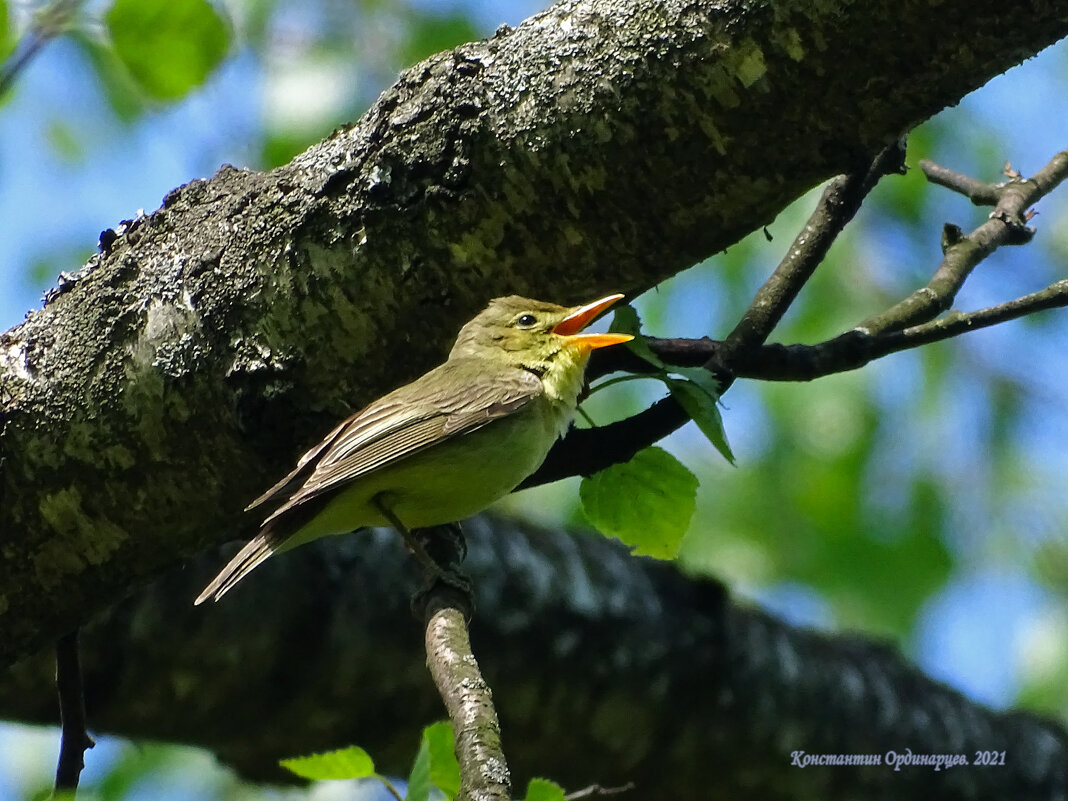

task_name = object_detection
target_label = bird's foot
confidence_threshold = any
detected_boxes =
[408,523,474,622]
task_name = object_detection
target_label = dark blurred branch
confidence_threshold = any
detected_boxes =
[53,630,94,796]
[4,518,1067,800]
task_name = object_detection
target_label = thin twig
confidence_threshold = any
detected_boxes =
[725,141,906,352]
[873,278,1068,357]
[54,630,94,796]
[565,781,637,799]
[377,776,405,801]
[861,149,1068,334]
[919,159,1001,205]
[529,145,904,485]
[595,276,1068,383]
[0,33,47,98]
[0,0,84,99]
[727,278,1068,382]
[528,147,1068,484]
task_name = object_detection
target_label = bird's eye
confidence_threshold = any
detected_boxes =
[515,314,537,328]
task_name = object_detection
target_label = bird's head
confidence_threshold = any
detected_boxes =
[449,294,633,376]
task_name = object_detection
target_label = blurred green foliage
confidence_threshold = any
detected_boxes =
[0,1,11,60]
[105,0,230,100]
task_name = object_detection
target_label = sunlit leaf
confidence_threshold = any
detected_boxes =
[406,736,432,801]
[424,721,460,798]
[581,446,698,559]
[105,0,230,101]
[666,375,734,464]
[610,304,666,370]
[280,745,376,780]
[522,777,567,801]
[406,722,459,800]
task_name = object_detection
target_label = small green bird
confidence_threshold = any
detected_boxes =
[195,294,632,604]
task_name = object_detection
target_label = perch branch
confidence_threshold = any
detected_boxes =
[416,525,510,801]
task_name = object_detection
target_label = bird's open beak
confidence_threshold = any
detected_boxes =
[552,293,634,350]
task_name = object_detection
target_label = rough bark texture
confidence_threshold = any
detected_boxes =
[2,517,1066,800]
[2,0,1068,797]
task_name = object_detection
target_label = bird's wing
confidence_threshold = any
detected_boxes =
[255,363,544,525]
[243,416,354,512]
[196,365,543,605]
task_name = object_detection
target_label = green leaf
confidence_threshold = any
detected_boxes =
[400,10,480,65]
[607,305,734,464]
[665,375,735,464]
[406,737,432,801]
[407,722,459,800]
[608,303,641,335]
[280,745,376,780]
[105,0,230,101]
[46,119,84,163]
[0,0,11,61]
[610,304,666,370]
[580,446,698,559]
[672,365,720,399]
[522,778,567,801]
[424,721,461,799]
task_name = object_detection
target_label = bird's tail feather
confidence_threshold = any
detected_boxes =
[194,533,277,605]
